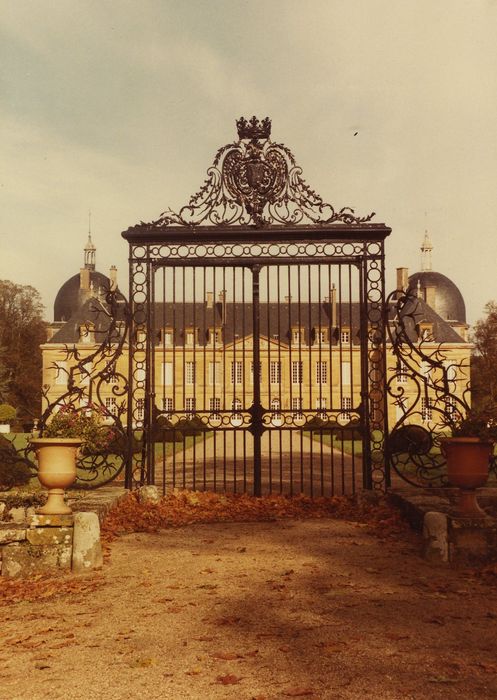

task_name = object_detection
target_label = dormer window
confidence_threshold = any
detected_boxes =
[163,328,174,346]
[291,327,305,346]
[314,328,328,345]
[340,329,350,344]
[185,328,197,346]
[208,328,222,346]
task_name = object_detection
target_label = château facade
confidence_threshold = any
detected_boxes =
[41,234,471,433]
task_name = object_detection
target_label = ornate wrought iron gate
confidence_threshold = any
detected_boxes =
[123,118,391,496]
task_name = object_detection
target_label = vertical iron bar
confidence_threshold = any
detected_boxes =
[252,264,262,497]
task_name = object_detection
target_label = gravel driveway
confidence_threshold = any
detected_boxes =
[1,517,497,699]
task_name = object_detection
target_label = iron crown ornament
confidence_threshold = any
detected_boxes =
[152,117,375,228]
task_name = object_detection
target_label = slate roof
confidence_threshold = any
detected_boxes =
[408,270,466,324]
[47,295,468,346]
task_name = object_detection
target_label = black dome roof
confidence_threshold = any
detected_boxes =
[407,270,466,324]
[54,271,110,322]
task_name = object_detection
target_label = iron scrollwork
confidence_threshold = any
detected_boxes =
[386,288,472,487]
[34,289,131,489]
[148,117,375,228]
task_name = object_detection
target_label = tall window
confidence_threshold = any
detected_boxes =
[136,398,144,421]
[162,397,173,414]
[341,362,351,386]
[445,396,456,418]
[316,361,327,384]
[292,397,303,418]
[396,360,408,384]
[421,397,433,422]
[163,330,173,346]
[250,362,261,384]
[162,362,173,386]
[292,361,303,384]
[231,361,243,385]
[209,397,221,413]
[185,362,196,385]
[316,397,327,418]
[105,397,118,416]
[185,397,196,418]
[232,397,242,412]
[271,397,283,425]
[208,362,220,385]
[340,396,352,421]
[270,361,281,385]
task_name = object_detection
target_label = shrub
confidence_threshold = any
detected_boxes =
[0,434,33,489]
[0,404,16,424]
[43,405,115,456]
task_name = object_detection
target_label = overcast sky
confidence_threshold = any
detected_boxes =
[1,0,496,324]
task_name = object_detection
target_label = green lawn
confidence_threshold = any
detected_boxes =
[310,432,363,457]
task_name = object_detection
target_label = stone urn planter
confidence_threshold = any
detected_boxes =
[441,437,493,518]
[30,437,82,515]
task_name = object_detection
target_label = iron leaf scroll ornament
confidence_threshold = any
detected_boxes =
[151,117,375,228]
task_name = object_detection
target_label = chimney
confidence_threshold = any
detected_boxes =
[109,265,118,291]
[80,268,90,291]
[330,285,337,326]
[218,290,227,325]
[206,292,214,309]
[396,267,409,292]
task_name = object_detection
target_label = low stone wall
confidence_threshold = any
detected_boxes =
[0,486,127,578]
[390,487,497,566]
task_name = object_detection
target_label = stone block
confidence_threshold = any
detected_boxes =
[58,543,73,570]
[28,513,74,528]
[2,543,60,578]
[0,502,6,520]
[448,515,497,566]
[422,511,448,563]
[26,527,73,546]
[137,485,160,504]
[72,512,103,573]
[0,523,26,544]
[9,507,26,524]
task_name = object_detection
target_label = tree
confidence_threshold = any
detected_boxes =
[0,280,46,420]
[471,301,497,409]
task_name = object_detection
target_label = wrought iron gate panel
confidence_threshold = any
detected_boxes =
[123,117,391,495]
[125,237,389,496]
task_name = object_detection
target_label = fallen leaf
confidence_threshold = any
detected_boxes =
[128,657,157,668]
[212,651,243,660]
[284,688,315,697]
[216,673,242,685]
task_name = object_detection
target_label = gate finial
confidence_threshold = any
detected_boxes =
[236,116,271,142]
